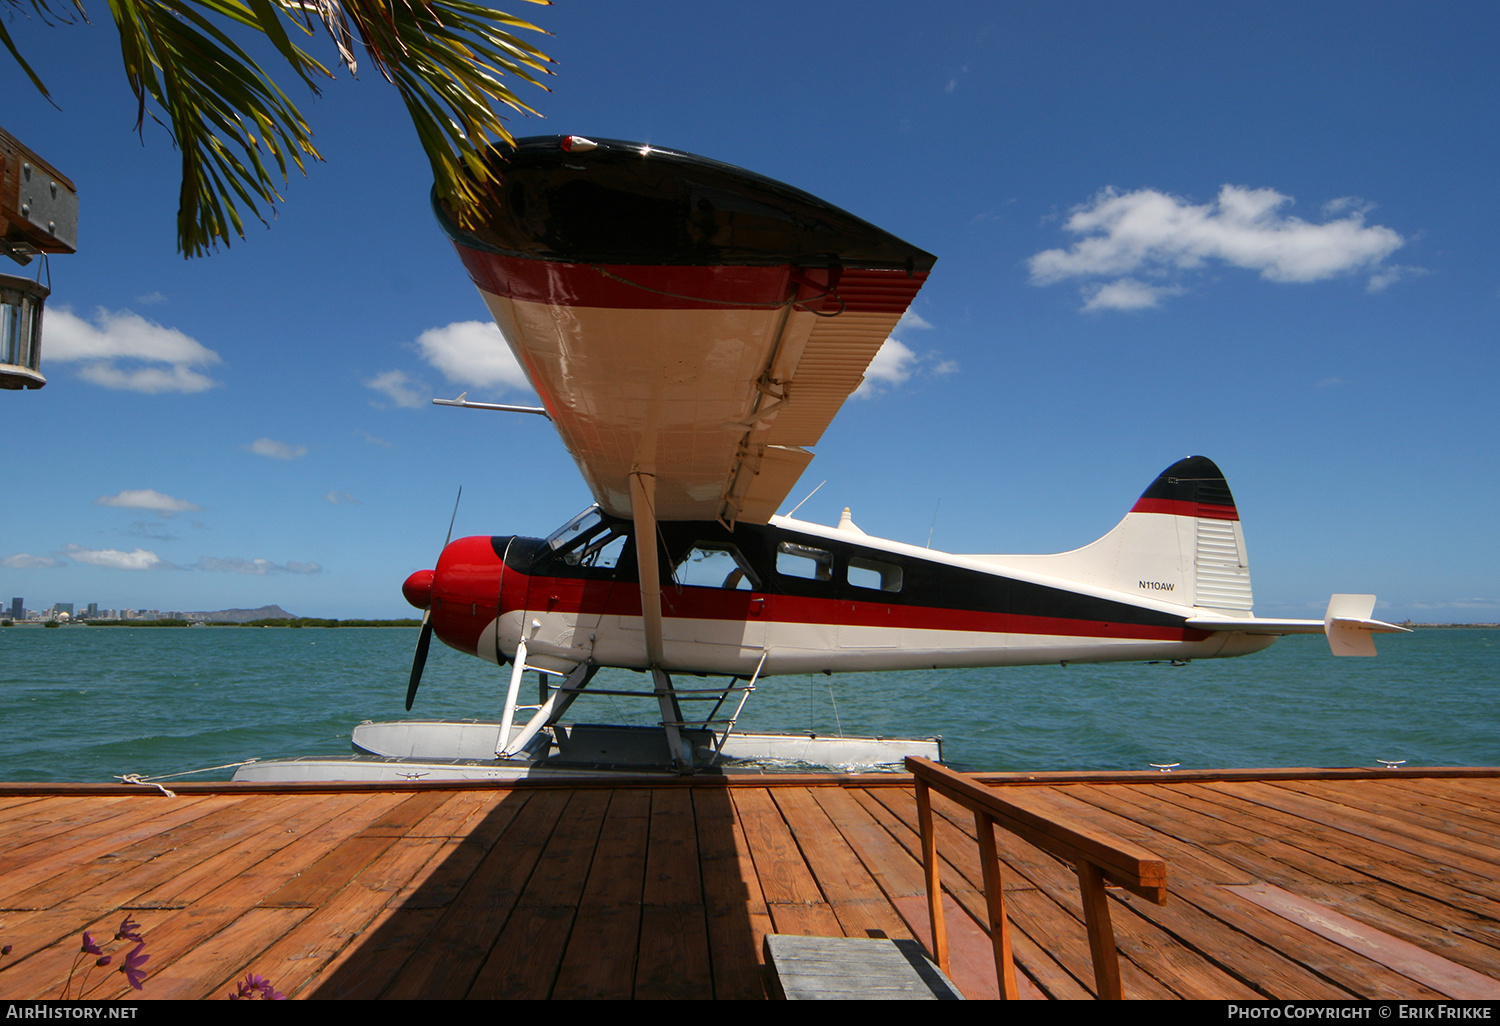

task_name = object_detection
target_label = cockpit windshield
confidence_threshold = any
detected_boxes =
[544,506,628,571]
[546,507,606,552]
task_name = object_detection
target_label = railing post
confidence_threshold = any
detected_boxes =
[914,777,949,974]
[1076,860,1123,999]
[973,812,1020,999]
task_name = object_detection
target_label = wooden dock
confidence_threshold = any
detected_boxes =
[2,768,1500,1000]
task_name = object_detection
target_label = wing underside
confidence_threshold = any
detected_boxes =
[439,136,936,525]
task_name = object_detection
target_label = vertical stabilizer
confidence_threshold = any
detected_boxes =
[973,456,1254,612]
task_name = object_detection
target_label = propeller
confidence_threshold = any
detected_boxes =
[405,487,462,711]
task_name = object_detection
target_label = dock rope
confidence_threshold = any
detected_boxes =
[113,758,264,794]
[114,774,177,797]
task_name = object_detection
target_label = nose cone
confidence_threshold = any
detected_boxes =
[402,568,435,610]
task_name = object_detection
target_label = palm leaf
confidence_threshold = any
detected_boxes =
[6,0,552,254]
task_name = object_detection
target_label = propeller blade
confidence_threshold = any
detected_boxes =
[405,612,433,711]
[405,486,461,711]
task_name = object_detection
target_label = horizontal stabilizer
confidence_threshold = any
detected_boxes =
[1184,593,1408,656]
[1325,593,1410,657]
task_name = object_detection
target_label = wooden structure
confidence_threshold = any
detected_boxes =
[2,768,1500,1000]
[0,127,77,263]
[762,935,963,999]
[907,756,1166,998]
[1,127,76,390]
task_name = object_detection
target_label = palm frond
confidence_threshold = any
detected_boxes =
[6,0,552,255]
[324,0,556,229]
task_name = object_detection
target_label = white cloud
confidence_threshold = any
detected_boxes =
[244,438,307,460]
[194,557,322,575]
[95,489,201,515]
[325,491,360,505]
[63,544,172,570]
[1082,278,1184,312]
[854,338,918,398]
[1,553,61,569]
[45,308,221,393]
[896,309,934,332]
[1366,264,1427,293]
[853,311,956,398]
[415,321,531,392]
[364,369,429,409]
[1029,185,1407,309]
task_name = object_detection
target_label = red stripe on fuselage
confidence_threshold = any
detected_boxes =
[455,247,928,313]
[516,570,1209,644]
[1130,497,1239,520]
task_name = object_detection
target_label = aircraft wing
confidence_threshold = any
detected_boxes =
[437,136,936,525]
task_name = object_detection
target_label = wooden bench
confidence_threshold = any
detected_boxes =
[763,934,964,1000]
[905,756,1168,999]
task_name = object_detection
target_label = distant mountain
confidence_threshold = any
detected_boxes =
[188,605,298,623]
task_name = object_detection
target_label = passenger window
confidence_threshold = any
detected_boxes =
[674,544,758,590]
[848,556,902,593]
[777,542,833,582]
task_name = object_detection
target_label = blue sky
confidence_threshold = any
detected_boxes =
[1,1,1495,621]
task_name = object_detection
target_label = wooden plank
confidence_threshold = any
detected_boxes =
[636,788,712,999]
[1269,779,1500,870]
[260,792,441,907]
[388,790,533,910]
[1227,881,1500,1000]
[0,796,137,854]
[110,795,352,912]
[302,906,447,999]
[773,787,914,942]
[378,789,562,999]
[637,906,713,999]
[694,787,769,999]
[243,836,452,998]
[135,906,312,1000]
[1057,784,1386,1000]
[467,788,612,999]
[0,795,223,905]
[731,787,826,906]
[552,789,649,999]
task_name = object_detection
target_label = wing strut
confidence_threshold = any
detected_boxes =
[629,470,692,768]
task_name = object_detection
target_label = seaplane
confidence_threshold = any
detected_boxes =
[235,136,1406,782]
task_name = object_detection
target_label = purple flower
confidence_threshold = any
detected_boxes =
[95,956,112,967]
[2,944,13,956]
[80,932,104,956]
[228,972,284,1000]
[115,915,143,943]
[118,942,149,990]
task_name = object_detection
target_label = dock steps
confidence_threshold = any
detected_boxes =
[763,935,964,1000]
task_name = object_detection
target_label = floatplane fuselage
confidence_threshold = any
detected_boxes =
[401,455,1399,683]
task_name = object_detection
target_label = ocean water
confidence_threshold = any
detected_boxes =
[0,625,1495,782]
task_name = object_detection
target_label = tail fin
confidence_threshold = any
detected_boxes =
[976,456,1253,612]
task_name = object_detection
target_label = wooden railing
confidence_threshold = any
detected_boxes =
[905,757,1168,999]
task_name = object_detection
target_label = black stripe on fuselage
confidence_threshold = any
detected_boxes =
[493,515,1184,630]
